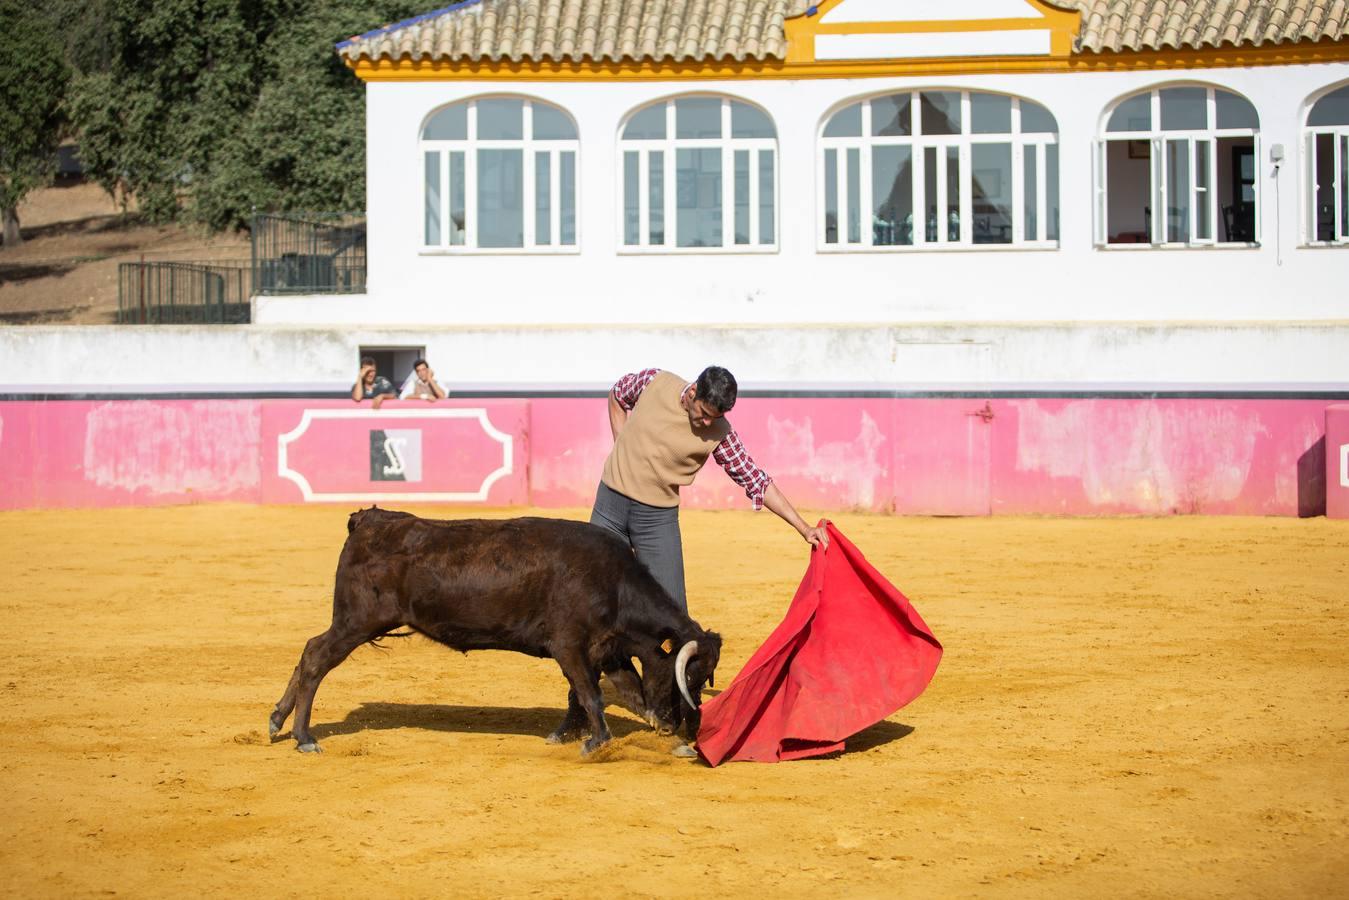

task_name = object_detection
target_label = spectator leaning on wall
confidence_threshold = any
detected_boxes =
[400,358,448,402]
[352,356,397,409]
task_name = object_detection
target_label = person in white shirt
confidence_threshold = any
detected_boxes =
[399,358,448,402]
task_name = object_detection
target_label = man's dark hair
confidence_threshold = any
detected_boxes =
[696,366,738,413]
[360,356,376,367]
[412,358,428,369]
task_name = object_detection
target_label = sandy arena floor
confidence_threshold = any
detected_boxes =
[1,504,1346,897]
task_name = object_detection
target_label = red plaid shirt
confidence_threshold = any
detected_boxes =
[611,369,773,510]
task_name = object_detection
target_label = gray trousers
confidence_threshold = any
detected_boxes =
[590,481,687,612]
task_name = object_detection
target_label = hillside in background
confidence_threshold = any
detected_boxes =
[0,178,249,324]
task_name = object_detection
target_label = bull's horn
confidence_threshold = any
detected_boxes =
[674,641,699,710]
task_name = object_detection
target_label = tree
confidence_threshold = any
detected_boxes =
[0,0,71,247]
[71,0,421,231]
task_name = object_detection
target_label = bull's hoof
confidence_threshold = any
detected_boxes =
[267,718,281,738]
[581,736,609,756]
[296,741,322,754]
[671,743,699,759]
[546,729,582,745]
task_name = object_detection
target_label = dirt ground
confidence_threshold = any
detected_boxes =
[1,505,1346,897]
[0,180,249,324]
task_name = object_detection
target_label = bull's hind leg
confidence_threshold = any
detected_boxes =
[285,627,372,753]
[546,689,589,745]
[553,650,610,755]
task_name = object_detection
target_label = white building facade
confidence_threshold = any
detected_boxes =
[250,1,1349,351]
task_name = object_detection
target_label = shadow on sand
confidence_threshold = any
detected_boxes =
[308,701,650,743]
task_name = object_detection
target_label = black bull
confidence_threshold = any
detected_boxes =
[269,508,722,754]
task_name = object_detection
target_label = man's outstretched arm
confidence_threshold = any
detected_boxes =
[763,482,829,549]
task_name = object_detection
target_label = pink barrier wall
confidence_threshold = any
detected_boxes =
[1328,405,1349,520]
[0,396,1333,517]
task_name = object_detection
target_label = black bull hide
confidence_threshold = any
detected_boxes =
[269,508,722,755]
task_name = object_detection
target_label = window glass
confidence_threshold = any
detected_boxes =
[824,149,839,243]
[676,148,722,246]
[824,102,862,137]
[872,145,913,246]
[734,150,751,245]
[1214,91,1258,130]
[1023,144,1038,240]
[649,150,664,245]
[449,151,466,245]
[924,146,938,241]
[623,152,640,245]
[759,150,774,245]
[946,146,961,240]
[1106,93,1151,133]
[731,102,774,139]
[972,143,1012,244]
[624,104,667,139]
[477,99,524,140]
[424,152,441,245]
[1020,101,1057,134]
[920,92,962,136]
[1160,88,1207,131]
[676,98,722,139]
[1314,133,1335,241]
[971,94,1011,134]
[1308,85,1349,127]
[535,153,552,245]
[846,147,861,243]
[533,105,576,140]
[477,148,524,247]
[560,152,576,245]
[1046,144,1060,240]
[1165,139,1191,241]
[871,94,912,137]
[424,103,467,140]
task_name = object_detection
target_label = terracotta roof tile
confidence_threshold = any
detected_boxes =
[1063,0,1348,53]
[336,0,1348,65]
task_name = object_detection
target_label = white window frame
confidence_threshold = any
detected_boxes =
[1097,86,1260,250]
[617,96,779,254]
[1304,85,1349,246]
[816,90,1060,253]
[420,97,580,255]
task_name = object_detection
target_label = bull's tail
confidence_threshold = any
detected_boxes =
[366,629,416,649]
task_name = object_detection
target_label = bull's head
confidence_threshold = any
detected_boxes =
[643,631,722,739]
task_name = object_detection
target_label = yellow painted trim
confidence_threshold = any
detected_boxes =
[790,0,1081,61]
[347,41,1349,82]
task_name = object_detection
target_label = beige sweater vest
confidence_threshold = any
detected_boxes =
[601,370,731,508]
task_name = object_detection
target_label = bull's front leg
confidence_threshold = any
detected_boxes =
[553,650,611,755]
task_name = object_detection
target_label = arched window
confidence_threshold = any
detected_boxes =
[1097,85,1259,246]
[619,96,777,251]
[1306,84,1349,244]
[420,97,578,251]
[818,90,1059,249]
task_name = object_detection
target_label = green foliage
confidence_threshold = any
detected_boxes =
[0,0,71,222]
[70,0,422,230]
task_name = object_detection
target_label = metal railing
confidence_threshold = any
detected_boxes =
[250,211,366,295]
[117,260,253,324]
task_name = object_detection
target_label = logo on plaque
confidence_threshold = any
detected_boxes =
[369,429,423,482]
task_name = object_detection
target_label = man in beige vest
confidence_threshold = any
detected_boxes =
[591,365,828,613]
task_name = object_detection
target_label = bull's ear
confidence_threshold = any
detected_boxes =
[660,638,674,655]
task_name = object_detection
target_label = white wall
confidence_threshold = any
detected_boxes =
[3,323,1347,391]
[253,62,1349,328]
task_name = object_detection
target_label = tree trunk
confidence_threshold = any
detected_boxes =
[1,207,20,248]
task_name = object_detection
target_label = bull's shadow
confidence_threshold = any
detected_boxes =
[308,702,649,742]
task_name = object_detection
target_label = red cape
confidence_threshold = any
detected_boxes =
[696,522,943,766]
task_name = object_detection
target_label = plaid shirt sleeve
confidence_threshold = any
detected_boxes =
[713,429,773,510]
[611,368,661,411]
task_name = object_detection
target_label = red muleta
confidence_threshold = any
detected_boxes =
[696,522,943,766]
